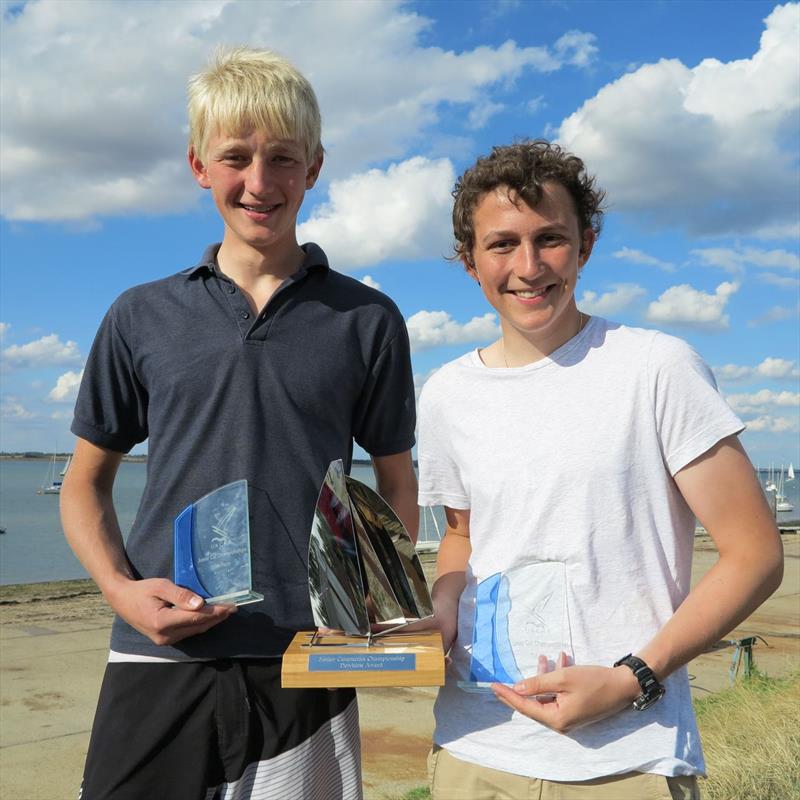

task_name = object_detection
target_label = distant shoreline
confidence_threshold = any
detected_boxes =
[0,453,147,462]
[1,454,375,465]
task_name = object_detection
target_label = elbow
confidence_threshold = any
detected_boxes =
[762,532,784,598]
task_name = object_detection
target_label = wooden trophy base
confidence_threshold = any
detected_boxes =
[281,630,445,688]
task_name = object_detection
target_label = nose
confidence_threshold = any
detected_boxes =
[514,241,544,280]
[244,159,276,197]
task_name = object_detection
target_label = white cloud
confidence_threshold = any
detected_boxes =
[645,281,739,330]
[554,30,599,68]
[612,247,675,272]
[2,334,82,369]
[757,357,799,379]
[578,284,646,315]
[406,310,501,351]
[557,3,800,237]
[298,157,454,270]
[0,322,9,341]
[744,414,800,433]
[726,389,800,414]
[1,0,597,223]
[526,95,546,114]
[360,275,382,291]
[691,246,800,275]
[47,369,84,403]
[760,273,800,289]
[713,356,800,382]
[748,305,796,327]
[468,101,505,129]
[714,364,754,383]
[1,396,36,420]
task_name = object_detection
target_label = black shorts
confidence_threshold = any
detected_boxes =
[79,658,361,800]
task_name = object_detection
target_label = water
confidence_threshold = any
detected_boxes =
[3,459,794,586]
[0,460,445,586]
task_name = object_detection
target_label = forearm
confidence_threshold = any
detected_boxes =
[372,450,419,542]
[61,471,133,600]
[640,436,785,680]
[432,530,470,614]
[638,543,783,680]
[379,481,419,543]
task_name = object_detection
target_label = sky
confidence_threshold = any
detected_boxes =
[1,0,798,467]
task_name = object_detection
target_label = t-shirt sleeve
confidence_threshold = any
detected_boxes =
[417,373,470,509]
[352,318,416,457]
[71,304,149,453]
[649,332,744,476]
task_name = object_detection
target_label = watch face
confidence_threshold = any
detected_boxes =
[633,686,666,711]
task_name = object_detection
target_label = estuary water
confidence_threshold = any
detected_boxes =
[0,459,795,586]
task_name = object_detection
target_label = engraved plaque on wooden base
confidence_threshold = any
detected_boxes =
[281,630,445,688]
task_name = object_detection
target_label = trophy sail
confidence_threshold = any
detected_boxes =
[308,460,370,635]
[173,480,263,605]
[346,477,434,625]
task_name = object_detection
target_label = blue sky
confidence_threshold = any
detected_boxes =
[1,0,798,466]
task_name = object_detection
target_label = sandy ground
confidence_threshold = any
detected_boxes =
[1,535,798,800]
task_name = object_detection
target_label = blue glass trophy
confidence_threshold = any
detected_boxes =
[173,480,263,606]
[458,561,572,692]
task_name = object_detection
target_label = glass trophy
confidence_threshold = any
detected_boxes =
[281,459,444,688]
[173,480,263,606]
[458,561,572,693]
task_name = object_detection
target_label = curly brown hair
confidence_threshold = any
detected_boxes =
[452,140,606,268]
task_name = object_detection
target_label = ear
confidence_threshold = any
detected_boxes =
[578,229,596,267]
[305,150,324,189]
[462,256,481,286]
[188,146,211,190]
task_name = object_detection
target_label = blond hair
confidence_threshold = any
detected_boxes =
[187,46,322,162]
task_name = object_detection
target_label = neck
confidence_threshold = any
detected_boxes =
[216,235,306,315]
[502,307,586,368]
[217,235,305,286]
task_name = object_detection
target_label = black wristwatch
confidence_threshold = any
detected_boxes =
[614,654,666,711]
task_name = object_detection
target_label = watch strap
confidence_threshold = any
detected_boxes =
[614,653,666,710]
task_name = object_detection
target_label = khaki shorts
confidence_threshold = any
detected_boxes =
[428,745,700,800]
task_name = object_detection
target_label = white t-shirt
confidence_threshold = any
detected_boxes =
[417,318,744,781]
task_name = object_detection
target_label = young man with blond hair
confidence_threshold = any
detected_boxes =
[63,47,417,800]
[418,140,782,799]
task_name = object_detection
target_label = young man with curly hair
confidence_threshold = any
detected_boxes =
[418,140,782,800]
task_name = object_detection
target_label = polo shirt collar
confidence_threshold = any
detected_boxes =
[181,242,330,279]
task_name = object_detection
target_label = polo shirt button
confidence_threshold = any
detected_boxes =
[227,286,236,294]
[241,311,250,319]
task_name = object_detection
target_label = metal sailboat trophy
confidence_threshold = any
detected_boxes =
[281,460,444,688]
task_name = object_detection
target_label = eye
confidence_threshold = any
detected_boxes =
[540,233,566,246]
[221,152,248,165]
[489,239,515,251]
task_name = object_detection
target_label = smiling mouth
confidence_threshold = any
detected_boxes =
[509,285,552,299]
[240,203,280,213]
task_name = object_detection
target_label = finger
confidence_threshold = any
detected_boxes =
[155,605,235,641]
[557,651,569,669]
[537,655,548,675]
[492,683,557,722]
[156,580,206,611]
[512,670,560,697]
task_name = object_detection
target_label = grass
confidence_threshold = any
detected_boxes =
[695,670,800,800]
[395,672,800,800]
[396,789,430,800]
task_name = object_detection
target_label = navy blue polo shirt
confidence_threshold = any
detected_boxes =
[72,243,416,659]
